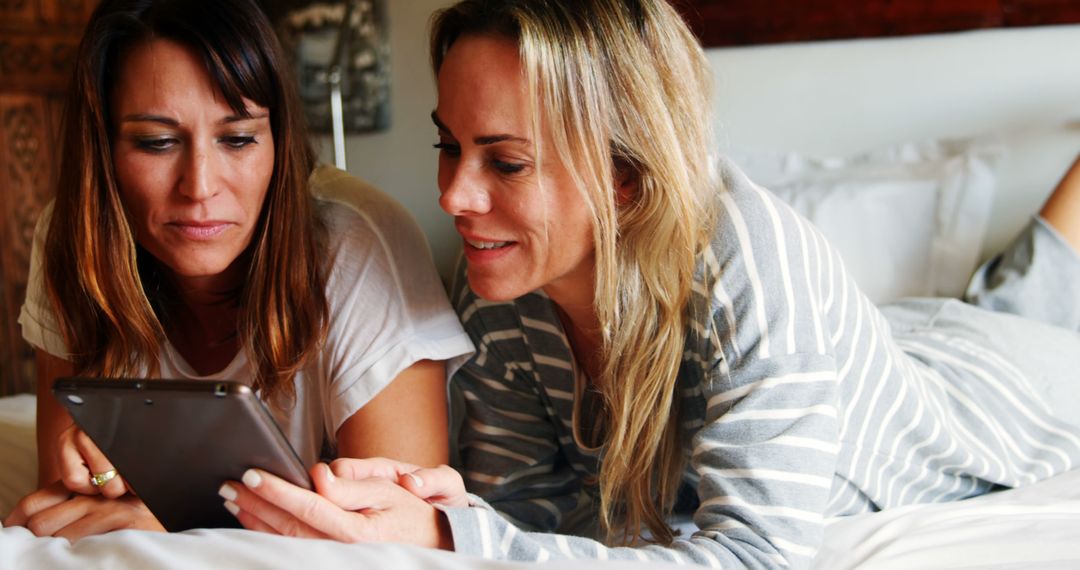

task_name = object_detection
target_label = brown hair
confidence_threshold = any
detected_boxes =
[432,0,716,546]
[45,0,327,402]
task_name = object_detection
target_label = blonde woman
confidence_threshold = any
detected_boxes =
[3,0,471,541]
[225,0,1080,566]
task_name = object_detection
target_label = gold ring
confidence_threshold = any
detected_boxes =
[90,469,118,487]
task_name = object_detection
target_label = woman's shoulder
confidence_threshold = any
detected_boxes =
[308,166,444,294]
[703,156,819,271]
[309,165,419,238]
[711,157,797,237]
[309,165,434,264]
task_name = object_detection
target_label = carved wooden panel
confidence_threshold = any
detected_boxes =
[39,0,99,25]
[0,0,38,27]
[0,0,96,395]
[0,96,58,395]
[0,31,84,92]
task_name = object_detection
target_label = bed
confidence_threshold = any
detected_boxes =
[5,391,1080,569]
[1,141,1079,569]
[3,180,1080,559]
[4,3,1080,568]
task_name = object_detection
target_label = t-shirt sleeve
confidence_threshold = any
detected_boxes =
[311,168,474,436]
[18,202,69,359]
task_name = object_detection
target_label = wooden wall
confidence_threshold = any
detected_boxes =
[0,0,97,395]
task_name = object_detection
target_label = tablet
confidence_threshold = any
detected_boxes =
[53,377,311,532]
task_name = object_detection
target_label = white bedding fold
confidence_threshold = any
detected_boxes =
[0,525,683,569]
[815,468,1080,569]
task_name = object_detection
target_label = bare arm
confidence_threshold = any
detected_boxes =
[1040,154,1080,254]
[34,349,75,487]
[334,359,449,467]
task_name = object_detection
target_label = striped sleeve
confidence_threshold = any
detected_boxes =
[452,348,587,532]
[443,493,799,566]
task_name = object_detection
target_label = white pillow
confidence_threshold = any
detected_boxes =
[0,394,36,518]
[729,141,1000,304]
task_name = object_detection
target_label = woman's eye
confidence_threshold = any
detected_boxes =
[492,159,525,175]
[135,138,177,153]
[221,135,257,149]
[433,142,461,157]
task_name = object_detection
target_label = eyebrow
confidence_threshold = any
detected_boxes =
[431,111,528,146]
[119,112,269,126]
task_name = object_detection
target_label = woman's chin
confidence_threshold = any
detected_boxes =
[157,256,239,282]
[467,275,531,302]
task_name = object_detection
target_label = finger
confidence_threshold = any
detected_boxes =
[52,495,162,541]
[3,481,73,527]
[219,478,322,538]
[230,501,290,535]
[225,470,362,541]
[26,495,97,538]
[51,502,120,542]
[397,465,470,507]
[56,427,95,495]
[314,467,413,512]
[327,457,420,482]
[227,497,330,541]
[52,512,104,543]
[75,430,125,499]
[96,473,128,499]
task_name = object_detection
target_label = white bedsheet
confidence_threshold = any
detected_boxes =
[817,468,1080,569]
[3,394,1080,569]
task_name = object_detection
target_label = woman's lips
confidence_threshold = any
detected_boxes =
[167,221,233,240]
[461,235,517,263]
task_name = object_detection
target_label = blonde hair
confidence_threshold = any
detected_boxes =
[432,0,716,545]
[45,0,327,403]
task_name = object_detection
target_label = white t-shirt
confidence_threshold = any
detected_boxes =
[18,166,474,466]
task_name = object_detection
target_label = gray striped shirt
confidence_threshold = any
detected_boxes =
[441,161,1080,568]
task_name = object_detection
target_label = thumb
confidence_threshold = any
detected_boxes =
[397,465,469,507]
[328,457,420,482]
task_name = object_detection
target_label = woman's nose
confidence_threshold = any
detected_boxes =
[438,164,491,216]
[177,145,218,201]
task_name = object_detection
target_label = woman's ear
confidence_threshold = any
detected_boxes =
[613,159,638,207]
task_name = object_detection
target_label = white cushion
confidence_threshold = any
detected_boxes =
[730,141,1000,304]
[0,394,36,518]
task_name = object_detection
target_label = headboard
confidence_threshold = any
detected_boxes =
[671,1,1080,47]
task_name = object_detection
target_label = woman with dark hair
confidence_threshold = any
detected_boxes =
[3,0,471,540]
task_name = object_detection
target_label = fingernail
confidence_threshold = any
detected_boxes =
[242,469,262,489]
[405,472,424,488]
[224,500,240,516]
[218,483,238,501]
[321,463,335,481]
